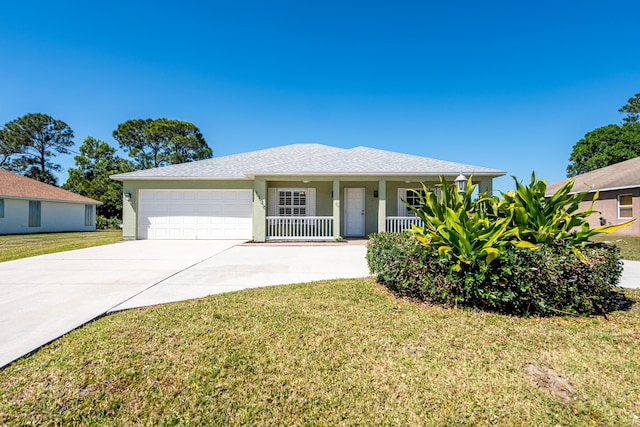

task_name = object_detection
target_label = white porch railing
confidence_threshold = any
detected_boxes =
[385,216,424,233]
[266,216,334,240]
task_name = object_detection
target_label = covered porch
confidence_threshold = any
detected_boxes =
[252,176,494,242]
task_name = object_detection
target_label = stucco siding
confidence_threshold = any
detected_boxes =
[581,189,640,236]
[119,175,500,240]
[122,180,253,239]
[0,199,95,234]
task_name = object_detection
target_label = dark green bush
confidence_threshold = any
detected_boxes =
[96,215,122,229]
[367,232,623,316]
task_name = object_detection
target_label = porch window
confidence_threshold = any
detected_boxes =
[405,189,426,215]
[278,189,307,216]
[619,194,633,218]
[398,187,440,216]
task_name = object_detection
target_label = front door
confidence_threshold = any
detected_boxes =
[344,187,365,236]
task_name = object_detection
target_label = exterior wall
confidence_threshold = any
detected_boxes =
[268,180,333,216]
[121,175,500,240]
[580,189,640,236]
[121,180,253,240]
[267,179,432,236]
[0,198,96,235]
[339,181,379,236]
[386,180,441,217]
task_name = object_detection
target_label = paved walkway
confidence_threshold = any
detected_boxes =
[621,260,640,289]
[112,244,370,311]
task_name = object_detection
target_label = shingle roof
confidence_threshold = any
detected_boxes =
[545,156,640,196]
[112,144,345,180]
[111,143,506,180]
[0,169,101,204]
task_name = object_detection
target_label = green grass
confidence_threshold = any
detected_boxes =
[0,230,123,262]
[592,234,640,261]
[0,278,638,426]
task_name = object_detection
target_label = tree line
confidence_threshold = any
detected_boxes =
[566,93,640,176]
[0,114,212,220]
[1,93,639,222]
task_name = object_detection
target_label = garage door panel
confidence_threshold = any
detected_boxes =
[139,190,253,240]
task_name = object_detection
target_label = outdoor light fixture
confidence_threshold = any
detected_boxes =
[454,174,468,194]
[124,192,132,202]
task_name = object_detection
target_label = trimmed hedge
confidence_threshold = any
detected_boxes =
[367,232,624,316]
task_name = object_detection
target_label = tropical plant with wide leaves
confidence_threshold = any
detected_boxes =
[497,173,634,248]
[406,174,634,271]
[407,176,515,271]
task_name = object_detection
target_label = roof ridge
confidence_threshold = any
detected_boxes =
[246,144,347,171]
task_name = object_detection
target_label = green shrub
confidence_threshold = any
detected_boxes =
[367,232,623,316]
[96,215,109,229]
[96,215,122,230]
[370,174,632,316]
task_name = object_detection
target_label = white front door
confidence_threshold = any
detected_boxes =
[344,187,365,236]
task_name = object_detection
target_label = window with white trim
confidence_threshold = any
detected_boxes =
[619,194,633,218]
[398,187,440,216]
[28,201,41,227]
[0,199,4,218]
[405,189,426,214]
[278,189,307,216]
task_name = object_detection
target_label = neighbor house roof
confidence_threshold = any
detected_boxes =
[0,169,101,204]
[111,143,506,180]
[545,156,640,196]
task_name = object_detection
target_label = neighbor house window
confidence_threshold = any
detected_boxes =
[278,189,307,216]
[28,201,41,227]
[85,205,94,226]
[0,199,4,218]
[619,194,633,218]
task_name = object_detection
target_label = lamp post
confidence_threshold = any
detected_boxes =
[454,174,468,195]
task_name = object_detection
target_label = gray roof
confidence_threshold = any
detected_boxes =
[546,156,640,196]
[111,143,506,181]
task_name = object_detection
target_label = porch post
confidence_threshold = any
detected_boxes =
[333,179,341,239]
[253,179,267,242]
[377,179,386,233]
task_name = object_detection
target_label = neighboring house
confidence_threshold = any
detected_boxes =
[111,144,506,241]
[0,169,101,235]
[545,156,640,236]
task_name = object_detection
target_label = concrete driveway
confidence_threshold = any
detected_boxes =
[0,240,369,368]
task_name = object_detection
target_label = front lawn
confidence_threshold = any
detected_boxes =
[0,230,123,262]
[591,234,640,261]
[0,278,638,426]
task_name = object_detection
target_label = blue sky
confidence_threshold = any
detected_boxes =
[1,0,639,192]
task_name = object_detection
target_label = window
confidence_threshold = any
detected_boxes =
[85,205,94,226]
[399,187,440,216]
[278,190,307,216]
[619,194,633,218]
[0,199,4,218]
[28,201,41,227]
[405,189,426,214]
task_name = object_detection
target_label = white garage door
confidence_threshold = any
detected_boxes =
[138,190,253,240]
